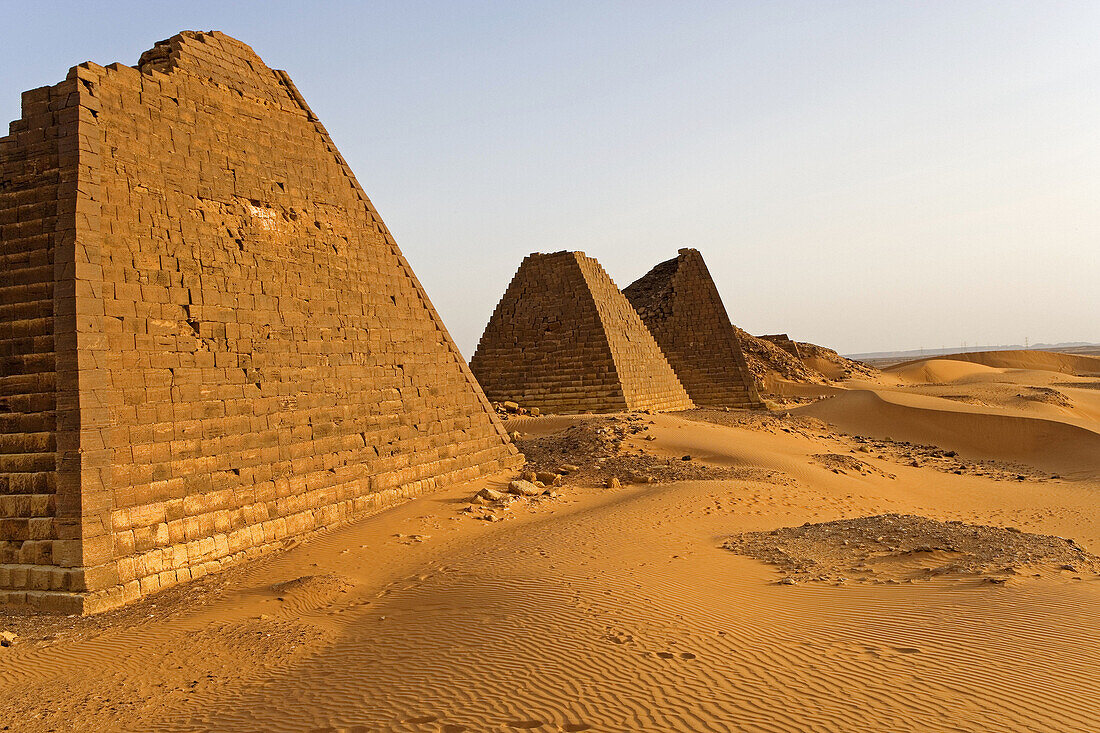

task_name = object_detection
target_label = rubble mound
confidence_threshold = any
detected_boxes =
[1017,386,1072,407]
[735,328,822,385]
[796,341,880,379]
[811,453,894,479]
[725,513,1100,584]
[515,415,779,486]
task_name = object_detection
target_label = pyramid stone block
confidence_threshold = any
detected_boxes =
[470,251,693,414]
[0,31,521,614]
[759,334,803,360]
[624,249,761,408]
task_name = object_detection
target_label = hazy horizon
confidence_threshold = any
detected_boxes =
[2,1,1097,357]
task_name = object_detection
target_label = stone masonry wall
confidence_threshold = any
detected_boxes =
[0,31,520,613]
[624,249,761,409]
[470,251,693,414]
[0,78,92,602]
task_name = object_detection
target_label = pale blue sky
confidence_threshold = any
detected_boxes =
[2,1,1097,355]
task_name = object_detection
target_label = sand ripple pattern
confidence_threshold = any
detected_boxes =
[166,482,1100,733]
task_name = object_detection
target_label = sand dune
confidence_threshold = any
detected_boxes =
[888,349,1100,376]
[2,367,1099,732]
[794,389,1100,477]
[887,358,1007,384]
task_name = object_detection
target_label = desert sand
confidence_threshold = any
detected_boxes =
[1,350,1098,732]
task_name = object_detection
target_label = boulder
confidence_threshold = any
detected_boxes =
[508,480,542,497]
[475,487,505,502]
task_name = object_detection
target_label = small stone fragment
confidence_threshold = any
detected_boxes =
[508,480,542,497]
[606,477,621,489]
[475,487,504,502]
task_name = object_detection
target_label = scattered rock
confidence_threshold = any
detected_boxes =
[606,477,621,489]
[514,414,778,486]
[0,631,16,647]
[534,471,562,486]
[725,514,1100,585]
[508,480,542,497]
[503,401,520,412]
[475,487,504,502]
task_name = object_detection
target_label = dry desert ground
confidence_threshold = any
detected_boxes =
[1,349,1099,732]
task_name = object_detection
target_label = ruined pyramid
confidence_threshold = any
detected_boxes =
[623,249,761,408]
[470,252,694,414]
[0,31,521,614]
[759,334,803,360]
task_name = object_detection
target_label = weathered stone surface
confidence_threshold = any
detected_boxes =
[475,487,505,502]
[0,31,521,614]
[623,249,761,409]
[759,334,802,360]
[470,251,693,414]
[508,480,542,497]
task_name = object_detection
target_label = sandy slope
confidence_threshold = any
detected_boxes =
[887,349,1100,377]
[794,389,1100,477]
[1,352,1098,732]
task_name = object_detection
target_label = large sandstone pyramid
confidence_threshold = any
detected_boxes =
[623,249,761,408]
[470,251,694,414]
[0,31,521,614]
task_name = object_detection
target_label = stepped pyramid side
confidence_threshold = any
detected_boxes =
[470,252,693,414]
[572,254,695,411]
[624,249,761,408]
[0,31,520,614]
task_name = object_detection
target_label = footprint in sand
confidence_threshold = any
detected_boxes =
[606,631,634,645]
[404,714,438,723]
[505,721,546,729]
[441,725,468,732]
[562,725,593,732]
[893,646,921,654]
[655,651,696,660]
